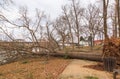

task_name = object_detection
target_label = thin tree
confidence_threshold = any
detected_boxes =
[71,0,84,47]
[110,1,117,37]
[62,6,74,50]
[54,16,69,49]
[84,4,102,47]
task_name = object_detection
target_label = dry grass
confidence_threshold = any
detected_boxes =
[61,45,103,53]
[0,56,70,79]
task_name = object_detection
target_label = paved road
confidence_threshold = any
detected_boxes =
[58,59,113,79]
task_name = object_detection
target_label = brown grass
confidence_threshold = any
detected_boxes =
[60,45,103,54]
[0,56,70,79]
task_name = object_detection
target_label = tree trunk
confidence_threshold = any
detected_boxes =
[103,0,108,39]
[117,0,120,37]
[72,0,80,47]
[62,37,65,49]
[113,1,118,38]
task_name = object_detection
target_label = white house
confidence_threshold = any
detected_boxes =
[80,40,89,46]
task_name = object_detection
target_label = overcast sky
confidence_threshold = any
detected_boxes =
[1,0,99,40]
[2,0,97,21]
[1,0,115,40]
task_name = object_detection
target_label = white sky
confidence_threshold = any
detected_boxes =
[14,0,69,19]
[2,0,97,21]
[1,0,115,40]
[1,0,97,40]
[1,0,98,40]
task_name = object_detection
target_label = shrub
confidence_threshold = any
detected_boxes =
[21,60,29,64]
[85,76,99,79]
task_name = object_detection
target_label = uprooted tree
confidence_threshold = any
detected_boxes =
[102,0,119,64]
[102,37,120,64]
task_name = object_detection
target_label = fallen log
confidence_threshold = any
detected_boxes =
[32,51,102,62]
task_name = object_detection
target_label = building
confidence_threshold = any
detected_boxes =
[94,40,103,46]
[80,40,89,46]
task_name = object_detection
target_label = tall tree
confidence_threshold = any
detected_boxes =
[109,1,117,37]
[116,0,120,37]
[103,0,109,39]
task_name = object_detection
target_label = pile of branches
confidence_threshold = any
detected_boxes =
[0,41,58,65]
[102,37,120,64]
[0,43,29,65]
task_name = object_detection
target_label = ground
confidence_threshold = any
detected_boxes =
[58,59,114,79]
[61,45,103,53]
[0,56,70,79]
[0,55,119,79]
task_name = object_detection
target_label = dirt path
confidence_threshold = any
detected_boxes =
[58,59,113,79]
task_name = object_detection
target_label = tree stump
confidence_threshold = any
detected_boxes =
[103,57,116,72]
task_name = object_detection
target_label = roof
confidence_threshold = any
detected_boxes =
[94,40,103,42]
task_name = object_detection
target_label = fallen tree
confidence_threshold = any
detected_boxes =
[102,37,120,64]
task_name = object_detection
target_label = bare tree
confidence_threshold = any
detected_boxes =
[110,2,118,37]
[84,4,103,47]
[53,16,69,49]
[18,7,52,53]
[62,0,84,49]
[62,6,74,50]
[70,0,84,47]
[18,7,60,53]
[45,19,60,52]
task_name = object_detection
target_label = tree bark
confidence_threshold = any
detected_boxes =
[117,0,120,37]
[103,0,108,39]
[114,1,118,37]
[72,0,80,47]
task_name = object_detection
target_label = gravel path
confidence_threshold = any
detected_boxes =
[58,59,113,79]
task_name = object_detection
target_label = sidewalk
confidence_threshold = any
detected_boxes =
[58,59,113,79]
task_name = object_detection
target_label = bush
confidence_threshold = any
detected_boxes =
[21,60,29,64]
